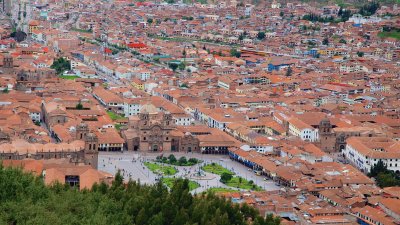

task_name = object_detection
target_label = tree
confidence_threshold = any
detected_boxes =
[169,63,178,71]
[339,39,347,44]
[257,31,266,40]
[286,66,293,77]
[338,7,343,16]
[369,160,388,177]
[182,49,187,58]
[368,160,400,188]
[230,48,241,58]
[76,102,83,110]
[178,62,186,71]
[376,172,400,188]
[279,11,284,17]
[0,166,281,224]
[51,57,71,75]
[238,34,245,41]
[322,37,329,45]
[147,18,153,24]
[188,158,198,164]
[168,154,177,164]
[359,2,380,16]
[357,51,364,57]
[220,173,233,183]
[178,157,187,166]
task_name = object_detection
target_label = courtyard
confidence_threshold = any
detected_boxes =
[98,152,280,193]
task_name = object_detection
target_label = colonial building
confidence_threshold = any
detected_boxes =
[0,54,14,74]
[16,68,56,91]
[122,104,199,152]
[0,123,99,169]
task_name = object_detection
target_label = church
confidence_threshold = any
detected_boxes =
[0,123,99,169]
[122,104,200,152]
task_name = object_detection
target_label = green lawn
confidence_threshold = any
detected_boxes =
[202,163,235,175]
[162,178,200,191]
[144,162,177,176]
[378,31,400,40]
[107,111,125,121]
[59,75,80,80]
[207,187,239,193]
[224,177,262,191]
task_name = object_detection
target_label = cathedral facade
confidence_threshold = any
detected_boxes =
[122,104,199,152]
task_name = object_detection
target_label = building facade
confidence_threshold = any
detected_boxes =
[122,104,199,152]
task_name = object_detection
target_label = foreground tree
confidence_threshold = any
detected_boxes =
[0,166,281,224]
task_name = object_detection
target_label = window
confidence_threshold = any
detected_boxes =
[65,176,80,189]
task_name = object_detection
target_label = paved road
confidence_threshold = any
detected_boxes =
[98,152,280,193]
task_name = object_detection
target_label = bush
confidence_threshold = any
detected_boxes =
[220,172,233,183]
[168,154,177,164]
[188,158,198,164]
[178,157,187,166]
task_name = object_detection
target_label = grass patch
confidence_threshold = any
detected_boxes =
[107,111,125,121]
[208,187,239,193]
[202,163,235,175]
[144,162,177,175]
[162,178,200,191]
[378,31,400,40]
[59,75,80,80]
[224,176,262,191]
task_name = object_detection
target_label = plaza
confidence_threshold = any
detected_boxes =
[98,151,280,193]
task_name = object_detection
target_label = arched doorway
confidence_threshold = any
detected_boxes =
[152,145,158,151]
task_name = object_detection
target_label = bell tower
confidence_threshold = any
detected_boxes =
[84,133,99,169]
[3,54,13,69]
[163,112,173,127]
[319,118,332,135]
[139,112,149,127]
[76,122,89,140]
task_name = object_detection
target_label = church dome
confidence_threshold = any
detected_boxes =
[140,103,158,114]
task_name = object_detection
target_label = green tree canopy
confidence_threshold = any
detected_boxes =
[0,165,280,225]
[220,172,233,183]
[368,160,400,188]
[169,63,179,71]
[257,32,266,40]
[51,57,71,75]
[230,48,241,58]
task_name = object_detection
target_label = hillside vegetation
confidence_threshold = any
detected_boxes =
[0,165,280,225]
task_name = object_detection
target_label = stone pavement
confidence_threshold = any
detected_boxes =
[98,152,280,193]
